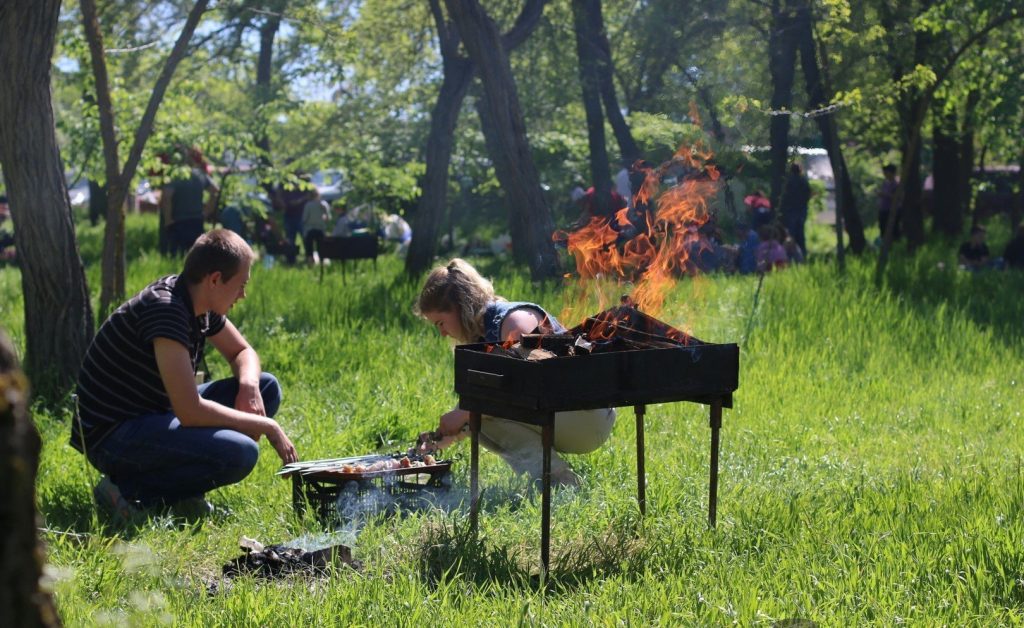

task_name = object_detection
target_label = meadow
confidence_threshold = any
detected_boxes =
[2,214,1024,625]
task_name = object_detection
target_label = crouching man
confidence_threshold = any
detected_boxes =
[73,229,298,519]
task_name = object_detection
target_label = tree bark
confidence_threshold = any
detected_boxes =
[474,94,530,264]
[82,0,210,315]
[1014,145,1024,231]
[405,0,548,276]
[768,0,799,210]
[957,90,978,226]
[254,6,282,160]
[573,0,612,217]
[795,4,865,253]
[0,328,61,627]
[584,0,640,162]
[0,0,94,397]
[405,0,474,275]
[444,0,560,280]
[931,105,963,237]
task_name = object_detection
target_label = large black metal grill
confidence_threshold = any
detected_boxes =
[454,306,739,572]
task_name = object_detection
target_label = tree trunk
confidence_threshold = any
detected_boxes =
[0,0,94,398]
[1014,145,1024,231]
[0,328,61,627]
[957,90,978,226]
[583,0,641,162]
[896,20,935,248]
[83,0,210,314]
[900,126,925,245]
[768,0,799,210]
[795,5,865,253]
[474,94,530,264]
[81,0,127,315]
[573,0,612,216]
[931,106,962,237]
[406,56,474,275]
[406,0,547,276]
[444,0,560,280]
[255,7,282,160]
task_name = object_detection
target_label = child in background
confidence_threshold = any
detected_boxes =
[755,224,787,272]
[301,190,330,264]
[735,223,760,275]
[958,225,991,271]
[331,200,352,237]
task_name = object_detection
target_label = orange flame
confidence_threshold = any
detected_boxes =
[557,140,720,320]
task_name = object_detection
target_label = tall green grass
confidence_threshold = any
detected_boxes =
[3,214,1024,624]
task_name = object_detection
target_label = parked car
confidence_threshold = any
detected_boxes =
[312,169,348,203]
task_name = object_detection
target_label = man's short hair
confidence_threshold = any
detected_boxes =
[181,229,254,284]
[882,164,897,174]
[970,225,986,236]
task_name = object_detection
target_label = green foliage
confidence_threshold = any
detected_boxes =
[627,113,712,164]
[5,215,1024,623]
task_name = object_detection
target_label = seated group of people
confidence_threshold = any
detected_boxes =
[957,224,1024,271]
[76,232,592,521]
[678,219,804,276]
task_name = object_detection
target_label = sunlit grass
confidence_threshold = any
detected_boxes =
[3,213,1024,624]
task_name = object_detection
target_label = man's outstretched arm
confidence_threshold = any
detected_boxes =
[154,337,297,463]
[208,320,264,416]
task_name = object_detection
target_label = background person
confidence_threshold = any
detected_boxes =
[780,163,811,255]
[755,224,787,272]
[74,229,297,520]
[877,163,900,241]
[273,174,313,264]
[1003,223,1024,270]
[744,189,773,229]
[958,225,991,271]
[160,147,219,256]
[414,259,616,487]
[301,189,330,264]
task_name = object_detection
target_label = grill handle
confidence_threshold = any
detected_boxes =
[466,369,505,390]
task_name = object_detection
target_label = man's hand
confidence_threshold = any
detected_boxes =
[266,420,298,464]
[235,382,266,416]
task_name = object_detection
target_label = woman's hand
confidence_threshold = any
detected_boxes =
[439,409,470,436]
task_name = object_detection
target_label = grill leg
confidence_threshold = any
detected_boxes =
[708,397,723,528]
[292,475,305,518]
[635,404,647,516]
[541,417,554,575]
[469,411,481,536]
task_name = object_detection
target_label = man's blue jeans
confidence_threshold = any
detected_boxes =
[87,373,282,507]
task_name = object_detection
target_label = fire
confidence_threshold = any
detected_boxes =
[556,141,720,320]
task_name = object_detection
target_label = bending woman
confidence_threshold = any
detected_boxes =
[415,258,615,486]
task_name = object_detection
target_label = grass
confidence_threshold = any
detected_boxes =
[3,213,1024,624]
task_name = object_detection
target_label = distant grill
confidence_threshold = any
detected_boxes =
[454,306,739,572]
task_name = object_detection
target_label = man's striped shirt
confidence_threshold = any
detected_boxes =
[72,275,225,452]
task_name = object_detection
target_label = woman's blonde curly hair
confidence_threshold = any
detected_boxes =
[414,258,504,343]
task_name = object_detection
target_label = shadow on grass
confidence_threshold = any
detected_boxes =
[415,510,652,594]
[41,496,218,541]
[882,249,1024,349]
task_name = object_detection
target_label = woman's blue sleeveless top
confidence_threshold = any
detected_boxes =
[480,301,566,343]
